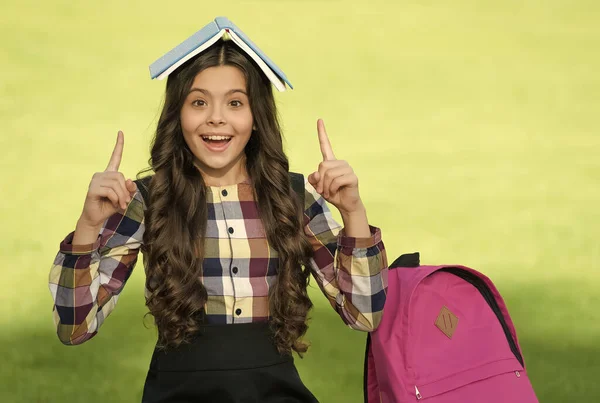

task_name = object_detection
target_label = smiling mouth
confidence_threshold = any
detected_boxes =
[201,135,233,144]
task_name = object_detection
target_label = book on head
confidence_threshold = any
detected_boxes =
[148,16,292,92]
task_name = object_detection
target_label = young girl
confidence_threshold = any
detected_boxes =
[49,26,388,403]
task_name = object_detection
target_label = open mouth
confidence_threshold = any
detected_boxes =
[201,135,233,145]
[201,134,233,152]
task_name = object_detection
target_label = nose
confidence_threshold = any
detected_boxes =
[206,104,226,126]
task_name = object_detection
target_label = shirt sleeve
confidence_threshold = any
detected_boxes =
[302,178,388,331]
[48,189,146,345]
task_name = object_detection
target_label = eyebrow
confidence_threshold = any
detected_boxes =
[188,88,247,96]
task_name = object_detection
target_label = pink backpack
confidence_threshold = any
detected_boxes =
[364,253,539,402]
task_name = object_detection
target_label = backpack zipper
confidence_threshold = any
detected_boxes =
[440,268,524,367]
[414,372,520,401]
[415,385,422,400]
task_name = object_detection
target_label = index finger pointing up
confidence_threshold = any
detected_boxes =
[106,131,124,172]
[317,119,336,161]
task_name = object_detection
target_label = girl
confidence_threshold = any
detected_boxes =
[49,28,388,403]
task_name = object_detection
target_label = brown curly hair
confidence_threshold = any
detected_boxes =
[136,40,314,355]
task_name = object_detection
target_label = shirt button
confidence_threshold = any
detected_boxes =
[221,189,228,197]
[232,266,238,274]
[228,227,234,234]
[235,308,242,316]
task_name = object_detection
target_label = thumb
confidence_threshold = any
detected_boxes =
[126,179,137,193]
[308,172,320,187]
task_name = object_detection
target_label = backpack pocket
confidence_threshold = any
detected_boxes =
[414,358,537,401]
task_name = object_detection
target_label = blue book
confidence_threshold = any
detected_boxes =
[149,16,292,91]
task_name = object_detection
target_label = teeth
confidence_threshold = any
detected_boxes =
[202,135,232,141]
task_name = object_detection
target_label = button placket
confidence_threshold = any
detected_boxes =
[219,186,235,236]
[219,185,240,323]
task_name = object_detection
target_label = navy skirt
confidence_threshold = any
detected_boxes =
[141,322,318,403]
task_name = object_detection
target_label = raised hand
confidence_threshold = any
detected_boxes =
[78,131,138,228]
[307,119,364,215]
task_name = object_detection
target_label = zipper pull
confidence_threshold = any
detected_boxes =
[415,385,422,400]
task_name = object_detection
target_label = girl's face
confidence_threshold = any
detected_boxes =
[180,65,253,183]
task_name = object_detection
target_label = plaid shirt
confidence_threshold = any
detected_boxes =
[49,176,388,345]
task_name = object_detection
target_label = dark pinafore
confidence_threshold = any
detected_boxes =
[141,322,318,403]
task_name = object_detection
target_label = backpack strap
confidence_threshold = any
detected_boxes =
[363,333,379,403]
[133,172,305,208]
[390,252,420,269]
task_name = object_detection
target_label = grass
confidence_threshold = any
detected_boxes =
[1,0,599,401]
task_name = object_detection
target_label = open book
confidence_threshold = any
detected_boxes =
[149,16,292,92]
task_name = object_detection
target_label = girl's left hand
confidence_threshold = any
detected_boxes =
[307,119,364,215]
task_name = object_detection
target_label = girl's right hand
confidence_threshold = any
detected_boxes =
[78,131,138,228]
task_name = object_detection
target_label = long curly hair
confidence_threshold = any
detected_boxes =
[136,39,314,355]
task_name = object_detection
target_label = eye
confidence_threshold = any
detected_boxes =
[191,99,206,107]
[229,100,243,107]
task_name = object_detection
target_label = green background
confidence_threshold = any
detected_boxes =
[2,0,598,401]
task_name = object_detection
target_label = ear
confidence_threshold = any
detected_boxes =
[252,124,257,131]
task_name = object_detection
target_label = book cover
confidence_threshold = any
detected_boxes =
[149,17,292,91]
